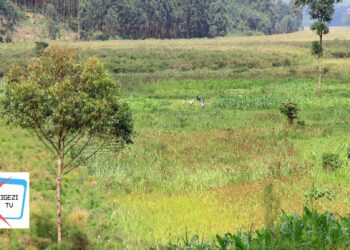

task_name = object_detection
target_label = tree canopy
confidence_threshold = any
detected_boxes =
[0,0,21,42]
[9,0,302,40]
[295,0,342,97]
[4,46,133,160]
[3,46,133,242]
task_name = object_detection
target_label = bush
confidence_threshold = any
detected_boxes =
[95,33,110,41]
[279,102,299,125]
[322,153,341,170]
[297,120,306,126]
[68,228,89,250]
[304,186,334,206]
[35,42,49,56]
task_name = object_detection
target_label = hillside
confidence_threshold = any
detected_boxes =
[1,28,350,248]
[11,12,76,42]
[2,0,301,42]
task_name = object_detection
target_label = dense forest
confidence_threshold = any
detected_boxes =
[0,0,20,42]
[1,0,302,41]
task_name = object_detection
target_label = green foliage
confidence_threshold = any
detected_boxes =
[45,4,60,40]
[3,46,133,153]
[311,21,330,36]
[2,46,133,243]
[167,234,211,249]
[164,206,350,249]
[66,228,89,250]
[279,102,299,125]
[304,186,334,206]
[296,0,342,23]
[296,0,341,54]
[296,0,341,97]
[34,41,49,57]
[31,204,57,244]
[312,40,323,55]
[0,0,21,42]
[297,120,306,126]
[3,30,350,248]
[208,0,230,37]
[78,0,301,39]
[322,153,342,170]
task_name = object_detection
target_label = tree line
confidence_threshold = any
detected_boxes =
[3,0,302,40]
[1,0,21,42]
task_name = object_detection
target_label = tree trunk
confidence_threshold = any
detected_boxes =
[317,34,323,98]
[77,0,80,40]
[57,146,63,244]
[317,55,322,98]
[77,16,81,40]
[288,117,294,125]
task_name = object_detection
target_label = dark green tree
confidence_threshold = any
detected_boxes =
[46,3,60,40]
[208,0,230,37]
[0,0,20,42]
[7,0,303,39]
[295,0,342,98]
[277,15,299,33]
[279,102,299,125]
[3,46,133,244]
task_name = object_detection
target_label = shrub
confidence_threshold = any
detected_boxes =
[297,120,305,126]
[68,228,89,250]
[95,33,110,41]
[322,153,341,170]
[304,186,334,207]
[347,147,350,161]
[279,102,299,125]
[35,42,49,56]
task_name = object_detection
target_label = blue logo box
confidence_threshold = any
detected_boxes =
[0,178,27,220]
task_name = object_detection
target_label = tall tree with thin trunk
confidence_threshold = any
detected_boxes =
[2,46,133,244]
[295,0,341,98]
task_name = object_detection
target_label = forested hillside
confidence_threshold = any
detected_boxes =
[1,0,301,41]
[0,0,20,42]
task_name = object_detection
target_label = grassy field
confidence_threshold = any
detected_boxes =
[1,28,350,249]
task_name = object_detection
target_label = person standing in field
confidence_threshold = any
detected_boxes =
[197,96,206,110]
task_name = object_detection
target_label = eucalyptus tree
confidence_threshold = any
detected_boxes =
[3,46,133,244]
[295,0,342,97]
[0,0,20,42]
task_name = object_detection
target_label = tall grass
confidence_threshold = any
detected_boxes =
[1,29,350,248]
